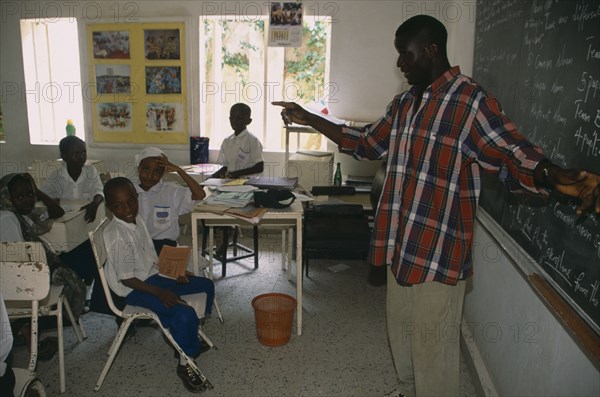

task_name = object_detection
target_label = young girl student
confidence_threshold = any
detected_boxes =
[134,147,206,254]
[0,173,86,360]
[102,177,214,392]
[40,135,105,312]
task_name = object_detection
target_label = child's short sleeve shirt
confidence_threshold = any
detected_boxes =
[217,129,264,172]
[103,215,159,297]
[135,180,194,241]
[41,163,104,201]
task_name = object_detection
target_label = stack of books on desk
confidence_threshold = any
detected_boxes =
[344,175,374,193]
[204,191,255,207]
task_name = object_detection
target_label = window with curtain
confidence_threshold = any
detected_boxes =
[200,16,331,152]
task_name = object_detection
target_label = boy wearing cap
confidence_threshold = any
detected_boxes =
[135,147,206,254]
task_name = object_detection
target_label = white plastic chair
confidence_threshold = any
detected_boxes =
[0,241,87,394]
[0,242,50,397]
[88,218,214,392]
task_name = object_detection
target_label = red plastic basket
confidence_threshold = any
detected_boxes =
[251,293,297,347]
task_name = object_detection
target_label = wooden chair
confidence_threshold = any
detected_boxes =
[88,218,214,392]
[1,242,74,396]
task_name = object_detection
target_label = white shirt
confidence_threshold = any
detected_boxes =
[103,215,159,297]
[217,129,264,173]
[135,180,194,241]
[0,293,12,377]
[40,163,104,201]
[0,210,24,241]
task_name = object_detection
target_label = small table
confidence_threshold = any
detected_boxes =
[190,201,305,335]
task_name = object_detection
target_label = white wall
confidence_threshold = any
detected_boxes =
[326,0,476,177]
[0,0,474,178]
[467,217,600,396]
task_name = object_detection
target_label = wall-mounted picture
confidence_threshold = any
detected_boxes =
[95,64,131,94]
[144,29,181,60]
[270,2,303,26]
[146,102,183,132]
[145,66,181,94]
[96,102,132,132]
[92,31,130,59]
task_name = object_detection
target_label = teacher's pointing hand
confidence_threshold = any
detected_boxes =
[272,101,311,126]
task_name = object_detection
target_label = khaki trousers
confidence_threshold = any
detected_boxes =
[386,267,466,397]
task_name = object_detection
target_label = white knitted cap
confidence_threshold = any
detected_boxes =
[135,147,165,166]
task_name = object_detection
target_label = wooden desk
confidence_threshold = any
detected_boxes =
[190,201,304,335]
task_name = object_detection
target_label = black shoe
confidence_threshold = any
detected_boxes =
[177,363,207,392]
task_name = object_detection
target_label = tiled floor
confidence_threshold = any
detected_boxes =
[10,230,480,396]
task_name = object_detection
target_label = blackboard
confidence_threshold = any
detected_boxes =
[473,0,600,332]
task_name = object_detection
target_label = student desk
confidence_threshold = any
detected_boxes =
[41,199,106,253]
[190,200,305,335]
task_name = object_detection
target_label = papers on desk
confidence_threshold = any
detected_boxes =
[203,176,300,190]
[293,192,314,202]
[344,174,373,193]
[201,178,247,187]
[215,185,257,193]
[203,191,255,207]
[224,206,269,224]
[195,202,269,224]
[182,163,221,175]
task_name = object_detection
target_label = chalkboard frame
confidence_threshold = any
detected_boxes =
[477,209,600,335]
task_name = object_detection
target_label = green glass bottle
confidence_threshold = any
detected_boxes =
[333,162,342,186]
[66,119,76,136]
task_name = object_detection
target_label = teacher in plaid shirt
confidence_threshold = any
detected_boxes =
[274,14,600,397]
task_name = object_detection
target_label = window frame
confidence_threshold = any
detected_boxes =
[199,15,332,153]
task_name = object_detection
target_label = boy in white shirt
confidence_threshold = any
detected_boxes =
[102,177,214,392]
[212,103,264,178]
[134,147,206,254]
[41,136,104,222]
[40,136,104,312]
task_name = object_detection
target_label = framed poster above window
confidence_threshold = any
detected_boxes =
[86,21,188,144]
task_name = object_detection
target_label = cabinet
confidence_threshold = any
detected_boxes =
[285,126,333,190]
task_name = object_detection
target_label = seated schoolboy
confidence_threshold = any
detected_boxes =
[40,136,105,312]
[0,173,86,361]
[212,103,264,178]
[41,136,104,221]
[102,177,214,392]
[134,147,206,255]
[211,103,264,255]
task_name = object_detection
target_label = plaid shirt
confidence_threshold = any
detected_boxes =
[340,67,546,285]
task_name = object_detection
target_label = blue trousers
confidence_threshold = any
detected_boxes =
[126,274,215,357]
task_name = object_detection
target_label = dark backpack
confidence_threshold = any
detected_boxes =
[253,189,296,209]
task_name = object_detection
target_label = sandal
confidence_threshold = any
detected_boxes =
[38,336,58,361]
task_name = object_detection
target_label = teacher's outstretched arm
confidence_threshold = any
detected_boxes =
[272,101,344,146]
